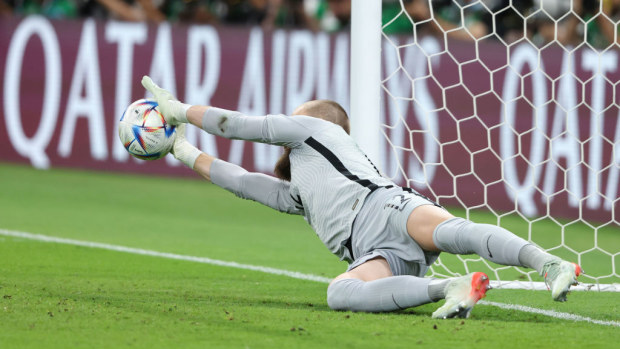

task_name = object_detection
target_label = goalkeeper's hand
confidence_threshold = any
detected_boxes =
[141,75,190,125]
[171,124,202,169]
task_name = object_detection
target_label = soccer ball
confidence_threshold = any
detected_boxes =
[118,99,176,160]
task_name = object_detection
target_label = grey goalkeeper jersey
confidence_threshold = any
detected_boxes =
[204,107,395,261]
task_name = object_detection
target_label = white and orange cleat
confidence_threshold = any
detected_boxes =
[542,260,583,302]
[431,272,491,319]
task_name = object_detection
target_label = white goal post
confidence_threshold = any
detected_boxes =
[350,0,619,291]
[350,0,383,169]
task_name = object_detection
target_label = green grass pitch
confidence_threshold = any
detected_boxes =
[0,162,618,348]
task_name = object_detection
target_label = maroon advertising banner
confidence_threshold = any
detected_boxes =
[0,16,618,223]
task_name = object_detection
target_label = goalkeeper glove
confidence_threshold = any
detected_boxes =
[141,75,190,125]
[171,124,202,169]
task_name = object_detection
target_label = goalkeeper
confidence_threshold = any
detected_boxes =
[141,76,582,319]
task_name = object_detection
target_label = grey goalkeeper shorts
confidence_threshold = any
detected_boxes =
[346,186,442,278]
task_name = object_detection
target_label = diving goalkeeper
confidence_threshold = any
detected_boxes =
[141,76,582,319]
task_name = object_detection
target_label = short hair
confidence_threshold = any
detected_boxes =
[294,100,350,134]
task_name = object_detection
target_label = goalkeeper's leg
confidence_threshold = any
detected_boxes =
[327,258,490,318]
[406,205,582,301]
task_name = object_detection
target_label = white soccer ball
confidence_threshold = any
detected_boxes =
[118,99,176,160]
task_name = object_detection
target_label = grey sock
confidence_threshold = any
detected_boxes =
[433,217,529,266]
[518,244,558,274]
[427,278,452,301]
[326,276,433,312]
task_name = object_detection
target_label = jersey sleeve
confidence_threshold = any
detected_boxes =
[201,107,330,148]
[209,159,304,215]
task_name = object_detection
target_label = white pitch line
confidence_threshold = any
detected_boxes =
[0,228,618,327]
[489,280,619,292]
[0,229,332,284]
[479,301,620,327]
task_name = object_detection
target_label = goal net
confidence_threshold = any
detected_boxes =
[380,0,619,291]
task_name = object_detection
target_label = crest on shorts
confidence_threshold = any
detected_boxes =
[384,194,412,212]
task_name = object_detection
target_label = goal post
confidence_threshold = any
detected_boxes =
[350,0,383,169]
[350,0,619,291]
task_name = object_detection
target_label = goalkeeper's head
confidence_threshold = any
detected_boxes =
[293,99,350,134]
[274,100,350,181]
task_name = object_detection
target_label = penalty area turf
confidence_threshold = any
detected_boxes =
[0,163,618,348]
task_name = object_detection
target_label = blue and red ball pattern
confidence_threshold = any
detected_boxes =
[118,99,176,160]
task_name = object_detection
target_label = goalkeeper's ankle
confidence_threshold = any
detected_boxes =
[518,244,559,274]
[428,278,452,301]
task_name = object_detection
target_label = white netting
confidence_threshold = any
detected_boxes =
[381,0,619,291]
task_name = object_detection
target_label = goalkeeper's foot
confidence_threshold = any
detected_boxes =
[141,75,189,125]
[431,272,490,319]
[541,260,583,302]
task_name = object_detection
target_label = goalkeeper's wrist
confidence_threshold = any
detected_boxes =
[173,140,202,169]
[170,101,191,124]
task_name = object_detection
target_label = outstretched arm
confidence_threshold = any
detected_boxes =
[188,104,327,147]
[142,76,330,147]
[173,125,303,215]
[191,153,303,215]
[186,105,211,131]
[206,157,303,215]
[141,76,304,214]
[192,151,216,182]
